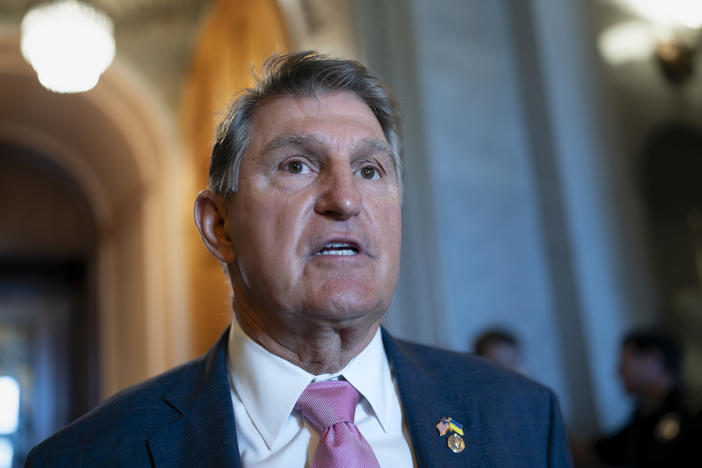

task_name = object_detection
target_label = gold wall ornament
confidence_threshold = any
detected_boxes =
[655,413,681,442]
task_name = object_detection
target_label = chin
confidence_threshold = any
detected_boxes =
[298,273,395,318]
[312,289,388,322]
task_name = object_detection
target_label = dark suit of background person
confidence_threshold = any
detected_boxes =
[588,330,701,468]
[25,52,573,467]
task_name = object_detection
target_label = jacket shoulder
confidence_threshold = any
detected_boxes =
[28,355,207,466]
[386,334,556,403]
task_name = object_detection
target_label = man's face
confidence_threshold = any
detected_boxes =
[226,91,402,332]
[617,344,666,395]
[483,343,521,372]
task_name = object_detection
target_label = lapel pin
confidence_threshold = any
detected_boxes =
[655,413,681,442]
[435,417,466,453]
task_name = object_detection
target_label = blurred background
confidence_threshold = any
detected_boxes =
[1,0,701,465]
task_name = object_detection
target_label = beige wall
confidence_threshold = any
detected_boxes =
[181,0,289,355]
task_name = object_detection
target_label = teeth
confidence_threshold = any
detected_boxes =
[327,243,351,248]
[319,249,356,256]
[317,242,358,256]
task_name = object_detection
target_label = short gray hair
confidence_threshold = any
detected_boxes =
[208,51,403,194]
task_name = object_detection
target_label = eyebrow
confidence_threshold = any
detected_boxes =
[262,133,394,158]
[262,134,318,155]
[361,138,394,157]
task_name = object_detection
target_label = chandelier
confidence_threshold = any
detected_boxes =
[598,0,702,86]
[20,0,116,93]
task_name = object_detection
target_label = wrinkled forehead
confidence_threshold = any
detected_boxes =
[257,90,381,126]
[246,91,388,154]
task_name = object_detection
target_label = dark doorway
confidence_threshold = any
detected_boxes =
[0,145,99,467]
[0,260,98,467]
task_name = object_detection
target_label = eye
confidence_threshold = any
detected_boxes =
[359,165,379,180]
[283,159,310,175]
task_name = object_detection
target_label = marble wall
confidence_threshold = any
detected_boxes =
[353,0,658,434]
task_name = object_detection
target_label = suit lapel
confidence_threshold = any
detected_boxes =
[383,330,511,468]
[399,378,471,467]
[147,329,242,468]
[383,331,470,467]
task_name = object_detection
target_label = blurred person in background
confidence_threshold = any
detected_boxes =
[473,328,522,372]
[572,328,701,468]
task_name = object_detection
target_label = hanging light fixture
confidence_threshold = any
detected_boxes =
[599,0,702,86]
[20,0,116,93]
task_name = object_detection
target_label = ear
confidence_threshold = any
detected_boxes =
[194,190,236,263]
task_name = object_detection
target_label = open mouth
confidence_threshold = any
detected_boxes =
[316,242,360,256]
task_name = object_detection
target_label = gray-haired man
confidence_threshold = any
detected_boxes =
[27,52,572,467]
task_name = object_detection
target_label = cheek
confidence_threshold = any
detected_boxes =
[231,222,268,288]
[383,203,402,248]
[379,202,402,273]
[230,197,278,272]
[238,196,311,266]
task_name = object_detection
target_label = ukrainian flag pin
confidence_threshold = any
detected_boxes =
[435,417,466,453]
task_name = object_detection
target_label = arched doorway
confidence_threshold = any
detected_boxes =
[0,30,190,404]
[0,144,99,462]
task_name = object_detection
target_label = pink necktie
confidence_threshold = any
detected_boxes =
[295,380,381,468]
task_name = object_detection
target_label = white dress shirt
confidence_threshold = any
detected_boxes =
[226,319,416,467]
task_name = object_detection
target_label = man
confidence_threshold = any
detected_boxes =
[575,329,700,468]
[26,52,572,467]
[473,328,522,372]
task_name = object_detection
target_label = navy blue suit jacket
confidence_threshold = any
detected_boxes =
[26,328,572,467]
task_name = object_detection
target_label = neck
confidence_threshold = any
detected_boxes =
[235,308,381,375]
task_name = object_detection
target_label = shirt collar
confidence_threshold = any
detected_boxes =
[227,319,392,449]
[336,329,394,434]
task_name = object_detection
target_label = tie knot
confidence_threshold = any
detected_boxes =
[295,380,360,431]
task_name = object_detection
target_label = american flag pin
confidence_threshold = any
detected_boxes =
[435,417,450,436]
[436,417,466,453]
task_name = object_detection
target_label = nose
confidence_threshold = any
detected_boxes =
[314,165,361,220]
